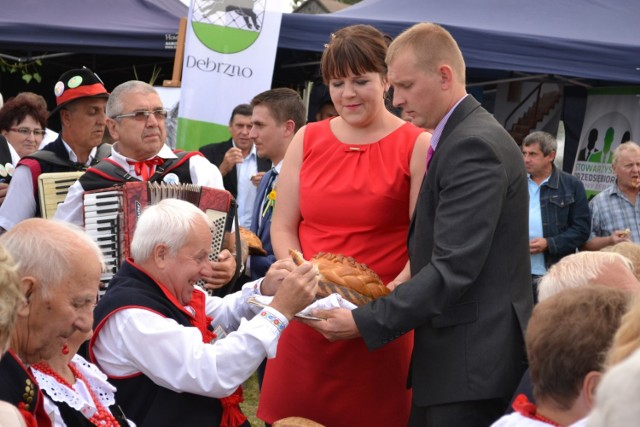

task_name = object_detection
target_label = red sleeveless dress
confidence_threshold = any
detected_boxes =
[258,120,424,427]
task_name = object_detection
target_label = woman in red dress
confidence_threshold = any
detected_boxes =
[258,24,431,427]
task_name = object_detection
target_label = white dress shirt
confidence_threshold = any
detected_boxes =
[235,143,260,228]
[39,128,59,149]
[54,143,224,226]
[6,142,20,165]
[92,282,288,398]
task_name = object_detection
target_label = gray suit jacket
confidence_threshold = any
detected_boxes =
[354,96,533,407]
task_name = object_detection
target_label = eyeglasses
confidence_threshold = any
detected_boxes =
[10,127,46,137]
[112,109,168,122]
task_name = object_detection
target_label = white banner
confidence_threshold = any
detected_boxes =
[572,87,640,198]
[176,0,282,151]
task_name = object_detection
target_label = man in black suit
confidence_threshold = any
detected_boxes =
[199,104,271,228]
[308,23,533,426]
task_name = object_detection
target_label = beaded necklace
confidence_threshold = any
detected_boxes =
[32,361,119,427]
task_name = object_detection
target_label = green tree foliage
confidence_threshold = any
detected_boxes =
[0,58,42,84]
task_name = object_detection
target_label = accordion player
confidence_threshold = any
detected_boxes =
[82,181,235,293]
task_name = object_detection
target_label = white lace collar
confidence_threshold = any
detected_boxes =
[32,354,117,417]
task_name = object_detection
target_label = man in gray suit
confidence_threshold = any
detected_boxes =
[308,23,533,426]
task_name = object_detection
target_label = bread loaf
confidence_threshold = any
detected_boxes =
[289,249,389,306]
[315,281,373,306]
[239,227,267,256]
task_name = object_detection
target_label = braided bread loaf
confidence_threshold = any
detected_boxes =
[289,249,389,306]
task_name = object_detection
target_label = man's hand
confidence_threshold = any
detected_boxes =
[250,172,265,187]
[201,249,236,291]
[529,237,548,255]
[268,262,318,320]
[0,183,8,206]
[301,308,361,341]
[612,229,632,244]
[261,258,296,295]
[219,147,244,176]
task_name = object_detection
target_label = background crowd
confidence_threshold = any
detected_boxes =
[0,20,640,427]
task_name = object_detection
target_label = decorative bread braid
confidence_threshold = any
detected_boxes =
[289,249,389,306]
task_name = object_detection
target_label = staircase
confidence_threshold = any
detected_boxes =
[508,91,561,144]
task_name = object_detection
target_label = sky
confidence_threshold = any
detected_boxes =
[178,0,293,13]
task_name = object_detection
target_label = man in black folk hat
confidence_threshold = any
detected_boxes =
[0,67,111,233]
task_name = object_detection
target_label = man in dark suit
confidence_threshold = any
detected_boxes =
[199,104,271,228]
[308,23,533,426]
[247,88,305,282]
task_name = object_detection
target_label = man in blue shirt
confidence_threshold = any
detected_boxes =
[522,131,591,302]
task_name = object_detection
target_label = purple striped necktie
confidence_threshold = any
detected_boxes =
[426,145,435,169]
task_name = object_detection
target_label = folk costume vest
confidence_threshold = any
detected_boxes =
[90,260,248,427]
[18,137,111,217]
[78,151,199,191]
[0,351,52,427]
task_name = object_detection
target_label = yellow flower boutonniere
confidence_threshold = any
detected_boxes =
[262,186,277,217]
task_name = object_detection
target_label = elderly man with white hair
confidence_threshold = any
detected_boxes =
[0,219,106,426]
[537,251,640,300]
[89,198,318,427]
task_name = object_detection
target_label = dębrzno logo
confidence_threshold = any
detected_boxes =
[192,0,265,54]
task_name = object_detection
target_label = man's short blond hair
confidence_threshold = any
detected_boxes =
[386,22,466,84]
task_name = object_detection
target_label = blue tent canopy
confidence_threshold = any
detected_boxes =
[0,0,187,57]
[279,0,640,85]
[1,0,638,84]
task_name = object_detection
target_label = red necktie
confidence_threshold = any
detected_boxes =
[127,156,164,181]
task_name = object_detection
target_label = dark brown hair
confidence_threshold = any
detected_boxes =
[250,87,306,133]
[0,95,48,132]
[320,24,389,84]
[229,103,252,123]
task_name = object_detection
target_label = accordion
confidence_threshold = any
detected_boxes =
[38,171,84,219]
[82,181,234,292]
